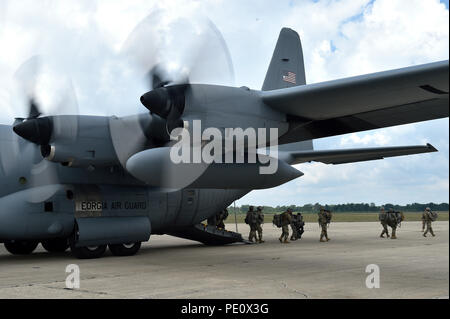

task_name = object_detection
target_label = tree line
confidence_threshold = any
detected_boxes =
[230,202,449,214]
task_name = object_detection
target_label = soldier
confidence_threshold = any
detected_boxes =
[216,209,229,229]
[423,207,436,237]
[379,206,390,238]
[245,206,258,242]
[290,213,298,241]
[387,208,404,239]
[291,212,305,241]
[207,213,217,228]
[318,207,332,242]
[255,206,265,243]
[421,212,426,232]
[279,208,293,243]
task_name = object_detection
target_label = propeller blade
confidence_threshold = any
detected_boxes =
[122,9,235,89]
[12,56,79,145]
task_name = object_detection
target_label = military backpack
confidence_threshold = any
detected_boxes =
[427,211,438,221]
[245,211,258,225]
[272,214,282,228]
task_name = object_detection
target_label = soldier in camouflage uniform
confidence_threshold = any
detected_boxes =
[245,206,258,242]
[290,213,298,241]
[207,213,217,228]
[421,213,426,232]
[379,206,390,238]
[279,208,293,243]
[318,207,331,242]
[387,208,404,239]
[255,206,265,243]
[291,213,305,240]
[216,209,229,229]
[422,207,436,237]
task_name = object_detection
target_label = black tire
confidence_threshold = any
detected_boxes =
[4,240,39,255]
[70,244,107,259]
[41,238,69,253]
[108,242,141,257]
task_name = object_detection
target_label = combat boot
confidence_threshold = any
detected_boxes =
[391,235,397,239]
[284,239,290,244]
[423,233,427,237]
[279,237,282,243]
[320,237,326,242]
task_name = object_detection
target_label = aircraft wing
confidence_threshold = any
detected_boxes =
[260,60,449,144]
[282,144,437,165]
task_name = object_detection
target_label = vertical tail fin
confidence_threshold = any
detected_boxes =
[262,28,306,91]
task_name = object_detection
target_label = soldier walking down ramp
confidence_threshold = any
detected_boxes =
[207,214,217,228]
[255,206,265,243]
[279,208,293,243]
[379,207,390,238]
[216,209,229,230]
[423,207,437,237]
[245,206,258,243]
[318,207,332,242]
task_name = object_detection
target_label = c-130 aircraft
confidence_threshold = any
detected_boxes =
[0,14,448,258]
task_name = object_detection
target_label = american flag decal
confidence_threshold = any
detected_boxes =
[282,71,296,84]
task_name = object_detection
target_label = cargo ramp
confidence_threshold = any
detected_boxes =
[166,224,251,245]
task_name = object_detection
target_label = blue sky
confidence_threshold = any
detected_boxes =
[0,0,448,206]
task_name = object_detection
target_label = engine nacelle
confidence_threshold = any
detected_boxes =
[39,115,120,168]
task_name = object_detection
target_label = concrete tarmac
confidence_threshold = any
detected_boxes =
[0,221,448,299]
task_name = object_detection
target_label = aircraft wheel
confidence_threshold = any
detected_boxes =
[109,242,141,257]
[70,244,107,259]
[4,240,39,255]
[41,238,69,253]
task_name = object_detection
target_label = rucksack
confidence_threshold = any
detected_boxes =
[245,211,258,225]
[386,211,403,227]
[428,211,438,221]
[325,211,332,223]
[272,214,282,228]
[244,214,250,225]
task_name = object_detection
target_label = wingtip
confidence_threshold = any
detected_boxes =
[426,143,438,152]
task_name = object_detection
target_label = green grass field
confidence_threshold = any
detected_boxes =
[224,212,449,223]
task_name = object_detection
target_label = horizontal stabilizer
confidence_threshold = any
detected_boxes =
[282,144,437,165]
